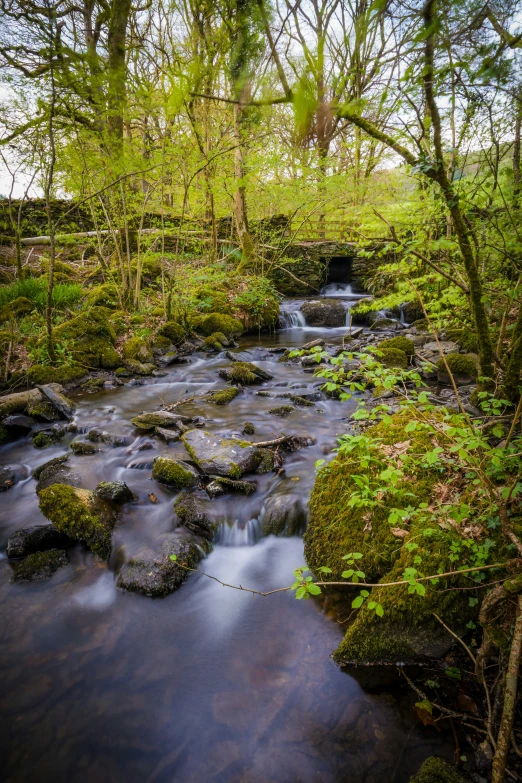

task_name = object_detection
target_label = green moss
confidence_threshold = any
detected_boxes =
[84,284,119,309]
[242,422,255,435]
[70,440,98,455]
[197,312,243,338]
[27,364,86,385]
[152,457,199,489]
[380,336,415,357]
[27,401,61,421]
[115,366,131,377]
[152,335,171,352]
[202,334,225,351]
[158,320,184,344]
[33,430,65,449]
[124,359,156,375]
[48,306,119,369]
[445,328,478,353]
[0,425,10,444]
[229,363,258,384]
[268,405,294,417]
[39,484,116,559]
[436,352,478,379]
[378,346,408,369]
[40,259,75,277]
[193,286,232,314]
[0,296,34,322]
[206,387,240,405]
[408,757,467,783]
[109,310,127,335]
[122,336,153,363]
[11,549,68,583]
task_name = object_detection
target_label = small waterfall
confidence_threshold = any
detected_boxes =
[214,518,262,546]
[279,308,306,329]
[320,282,355,297]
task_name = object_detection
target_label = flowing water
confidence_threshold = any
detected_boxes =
[0,295,454,783]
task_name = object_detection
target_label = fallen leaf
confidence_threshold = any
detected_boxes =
[391,527,408,538]
[149,493,158,504]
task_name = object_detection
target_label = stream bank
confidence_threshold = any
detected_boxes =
[0,288,461,782]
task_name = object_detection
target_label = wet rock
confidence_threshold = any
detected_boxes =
[219,361,273,385]
[152,457,200,489]
[39,485,119,559]
[205,481,226,499]
[2,414,37,431]
[26,401,62,421]
[94,481,134,504]
[87,429,128,447]
[32,454,69,480]
[300,299,345,327]
[7,525,73,558]
[135,440,154,451]
[157,352,189,367]
[35,462,81,493]
[421,340,458,356]
[151,370,168,377]
[343,326,363,340]
[224,350,243,362]
[301,355,323,367]
[117,528,206,597]
[206,476,257,496]
[242,422,255,435]
[268,405,294,417]
[287,395,314,407]
[32,426,67,449]
[0,465,16,491]
[11,549,68,583]
[70,440,98,455]
[182,429,265,478]
[369,318,403,331]
[154,426,181,443]
[127,378,146,386]
[0,383,64,419]
[255,449,276,474]
[174,494,223,539]
[125,360,156,376]
[131,410,193,430]
[36,384,76,420]
[261,494,307,536]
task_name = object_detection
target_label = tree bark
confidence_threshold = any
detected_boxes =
[233,102,255,264]
[106,0,132,156]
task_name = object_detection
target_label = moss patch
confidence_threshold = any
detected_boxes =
[11,549,68,583]
[27,364,86,386]
[408,757,467,783]
[378,346,408,369]
[380,336,415,357]
[197,312,243,338]
[152,457,199,489]
[39,484,117,558]
[157,321,184,344]
[48,306,120,370]
[205,387,240,405]
[84,284,119,309]
[436,353,478,380]
[122,336,154,363]
[0,296,33,322]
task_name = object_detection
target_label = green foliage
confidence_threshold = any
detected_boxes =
[0,278,82,312]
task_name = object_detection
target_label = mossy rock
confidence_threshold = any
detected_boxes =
[33,429,65,449]
[436,353,478,383]
[152,335,171,353]
[11,549,68,583]
[130,255,162,282]
[39,484,118,559]
[108,310,127,335]
[27,364,86,386]
[70,440,98,455]
[268,405,294,417]
[115,367,131,377]
[202,333,226,352]
[48,306,119,370]
[380,336,415,357]
[444,328,478,353]
[193,287,232,315]
[196,312,243,338]
[84,284,119,309]
[124,359,156,376]
[122,336,154,363]
[378,346,408,369]
[0,425,10,444]
[152,457,199,490]
[0,296,34,322]
[27,401,61,421]
[205,387,240,405]
[408,757,468,783]
[157,321,184,345]
[401,300,425,324]
[182,429,264,478]
[242,422,255,435]
[41,259,75,277]
[229,364,257,384]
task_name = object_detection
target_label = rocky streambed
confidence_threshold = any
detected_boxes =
[0,302,462,782]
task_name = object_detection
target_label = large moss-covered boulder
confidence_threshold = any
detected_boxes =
[408,757,467,783]
[378,347,408,369]
[122,336,154,364]
[49,306,120,369]
[117,528,206,597]
[152,457,199,489]
[38,484,118,559]
[436,353,478,385]
[26,364,87,385]
[379,336,416,357]
[306,412,486,665]
[301,299,345,327]
[196,313,243,338]
[84,284,119,309]
[182,429,264,478]
[157,321,184,345]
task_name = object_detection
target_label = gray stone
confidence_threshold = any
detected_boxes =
[301,338,325,350]
[2,414,37,431]
[261,494,307,537]
[154,426,181,443]
[94,481,134,504]
[0,465,15,491]
[206,476,257,496]
[182,429,264,478]
[131,410,193,430]
[7,524,73,558]
[117,528,206,597]
[70,440,98,455]
[35,464,81,493]
[174,493,224,539]
[300,299,345,327]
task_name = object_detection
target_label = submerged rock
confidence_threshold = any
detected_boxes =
[3,414,37,432]
[219,361,273,385]
[204,387,240,405]
[182,429,265,478]
[408,757,467,783]
[0,465,16,491]
[261,494,307,536]
[70,440,98,455]
[117,528,206,597]
[268,405,294,417]
[11,549,68,583]
[300,299,345,327]
[154,426,182,443]
[39,484,118,559]
[174,493,223,539]
[205,476,257,496]
[131,411,193,430]
[94,481,134,504]
[7,524,73,558]
[152,457,200,489]
[35,463,81,493]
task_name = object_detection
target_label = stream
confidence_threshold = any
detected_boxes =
[0,289,455,782]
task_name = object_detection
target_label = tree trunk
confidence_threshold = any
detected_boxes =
[106,0,132,156]
[233,103,255,264]
[514,86,521,210]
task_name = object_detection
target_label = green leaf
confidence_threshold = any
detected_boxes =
[308,583,322,595]
[375,603,384,617]
[169,554,178,561]
[342,569,355,579]
[351,595,364,609]
[295,586,307,599]
[319,566,332,574]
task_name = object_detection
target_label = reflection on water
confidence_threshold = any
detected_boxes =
[0,314,454,782]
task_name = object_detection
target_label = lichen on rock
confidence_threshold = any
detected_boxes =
[152,457,199,489]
